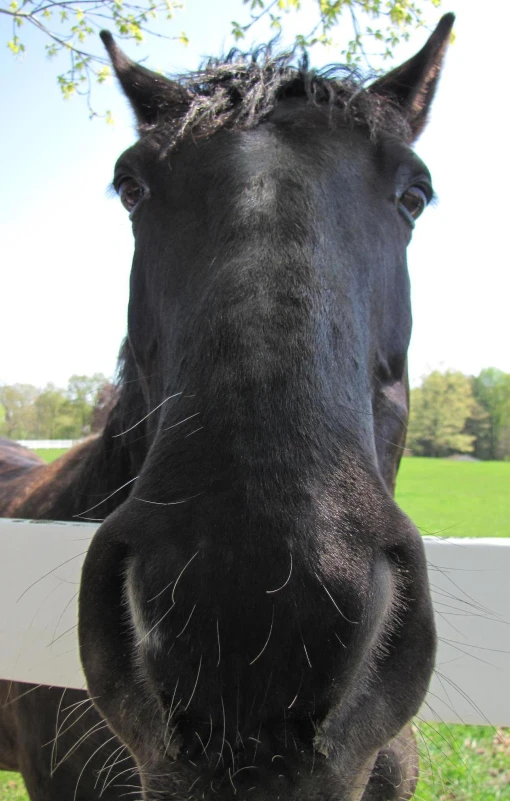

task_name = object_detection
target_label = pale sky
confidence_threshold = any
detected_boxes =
[1,0,509,389]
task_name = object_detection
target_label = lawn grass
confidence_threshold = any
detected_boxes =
[395,457,510,538]
[415,723,510,800]
[33,448,67,464]
[0,774,28,800]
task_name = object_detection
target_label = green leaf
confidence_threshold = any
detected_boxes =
[231,20,246,40]
[58,75,78,99]
[277,0,301,10]
[7,35,25,55]
[96,65,111,82]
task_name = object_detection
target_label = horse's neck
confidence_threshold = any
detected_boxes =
[0,438,45,481]
[1,427,145,522]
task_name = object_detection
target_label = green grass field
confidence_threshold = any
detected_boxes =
[396,457,510,538]
[415,723,510,800]
[0,775,26,801]
[2,456,507,799]
[33,448,67,463]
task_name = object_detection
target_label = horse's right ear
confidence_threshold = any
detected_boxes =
[369,13,454,141]
[100,31,191,127]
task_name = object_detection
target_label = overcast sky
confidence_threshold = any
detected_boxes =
[1,0,509,388]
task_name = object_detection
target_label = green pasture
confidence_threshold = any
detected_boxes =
[415,723,510,800]
[2,455,507,799]
[395,457,510,538]
[0,775,26,801]
[33,448,67,463]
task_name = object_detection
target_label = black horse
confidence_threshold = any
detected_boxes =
[0,14,454,800]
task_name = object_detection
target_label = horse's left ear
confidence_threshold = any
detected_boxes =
[370,13,454,141]
[100,30,191,127]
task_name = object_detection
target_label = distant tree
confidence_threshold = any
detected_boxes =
[498,425,510,462]
[0,383,39,439]
[0,374,112,440]
[2,0,447,115]
[66,373,108,436]
[464,393,490,459]
[472,368,510,461]
[34,383,68,439]
[407,370,477,458]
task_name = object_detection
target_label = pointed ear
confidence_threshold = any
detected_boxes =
[100,31,191,127]
[370,13,454,142]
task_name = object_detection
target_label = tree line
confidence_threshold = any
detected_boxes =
[408,368,510,460]
[1,366,509,459]
[0,374,116,440]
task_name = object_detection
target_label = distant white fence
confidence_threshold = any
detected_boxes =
[0,519,509,727]
[16,439,82,450]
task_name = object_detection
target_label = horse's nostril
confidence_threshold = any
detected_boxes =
[79,528,137,717]
[178,738,203,762]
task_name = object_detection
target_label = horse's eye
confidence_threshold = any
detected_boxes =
[398,186,429,226]
[117,177,145,213]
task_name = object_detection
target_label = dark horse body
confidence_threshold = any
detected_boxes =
[0,15,453,801]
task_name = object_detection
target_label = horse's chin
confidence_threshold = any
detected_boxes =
[128,725,418,801]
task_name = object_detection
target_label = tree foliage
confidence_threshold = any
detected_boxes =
[0,384,39,439]
[472,368,510,461]
[407,368,510,461]
[232,0,444,63]
[2,0,445,115]
[2,0,186,115]
[408,371,479,458]
[0,373,109,440]
[2,367,510,458]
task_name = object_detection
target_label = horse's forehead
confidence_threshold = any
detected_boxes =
[267,96,356,133]
[122,99,379,174]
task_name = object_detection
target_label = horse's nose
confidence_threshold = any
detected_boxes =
[79,488,435,792]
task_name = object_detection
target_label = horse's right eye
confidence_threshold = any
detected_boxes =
[117,177,145,213]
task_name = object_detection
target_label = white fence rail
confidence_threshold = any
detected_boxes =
[0,518,509,726]
[15,439,81,450]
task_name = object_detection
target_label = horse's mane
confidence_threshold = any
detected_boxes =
[76,338,149,503]
[148,46,409,143]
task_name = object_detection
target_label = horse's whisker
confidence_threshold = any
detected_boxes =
[112,392,183,437]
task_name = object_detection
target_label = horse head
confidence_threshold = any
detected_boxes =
[79,16,454,800]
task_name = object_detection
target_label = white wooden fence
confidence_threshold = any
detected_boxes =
[15,440,81,450]
[0,518,509,726]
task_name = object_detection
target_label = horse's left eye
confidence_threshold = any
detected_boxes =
[398,186,429,226]
[117,178,145,213]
